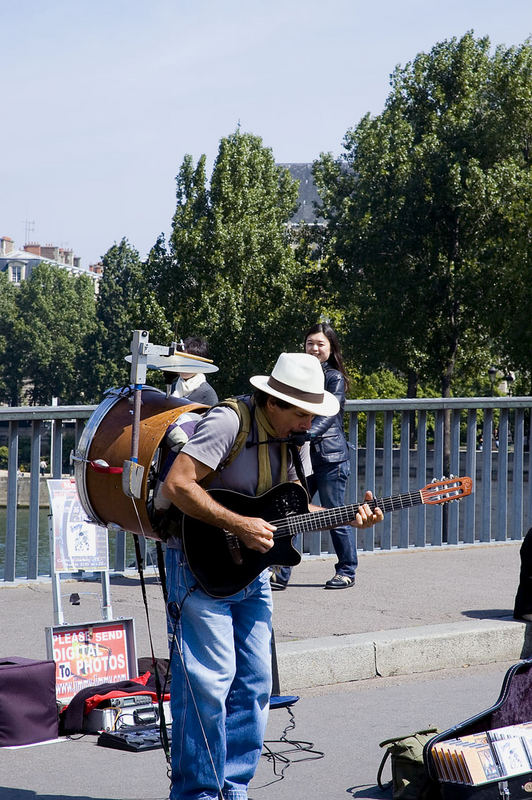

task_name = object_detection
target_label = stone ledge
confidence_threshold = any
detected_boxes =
[277,619,532,690]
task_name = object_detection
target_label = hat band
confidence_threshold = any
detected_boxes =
[267,376,324,404]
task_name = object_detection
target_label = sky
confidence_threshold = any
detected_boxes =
[1,0,531,269]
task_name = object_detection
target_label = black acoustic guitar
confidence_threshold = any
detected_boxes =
[181,476,473,598]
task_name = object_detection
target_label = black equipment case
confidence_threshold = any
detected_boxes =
[423,659,532,800]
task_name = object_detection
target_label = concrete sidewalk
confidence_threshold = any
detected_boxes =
[1,540,529,692]
[271,541,531,689]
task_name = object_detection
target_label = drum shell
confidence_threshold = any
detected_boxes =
[75,387,205,541]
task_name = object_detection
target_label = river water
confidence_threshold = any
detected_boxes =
[0,508,137,579]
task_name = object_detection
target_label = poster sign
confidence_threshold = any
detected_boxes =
[45,618,137,703]
[47,479,109,573]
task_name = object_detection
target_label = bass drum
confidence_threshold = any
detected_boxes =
[73,386,205,540]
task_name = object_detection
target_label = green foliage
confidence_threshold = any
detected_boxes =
[0,272,19,404]
[347,368,408,400]
[2,35,531,409]
[0,445,8,468]
[81,239,172,401]
[315,32,532,397]
[148,130,320,397]
[9,263,97,404]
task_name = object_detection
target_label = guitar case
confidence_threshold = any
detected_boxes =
[423,659,532,800]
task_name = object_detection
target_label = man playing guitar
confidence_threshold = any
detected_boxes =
[161,352,383,800]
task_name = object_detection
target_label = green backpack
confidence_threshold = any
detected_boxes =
[377,728,440,800]
[199,397,252,485]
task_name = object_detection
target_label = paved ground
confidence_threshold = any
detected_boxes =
[0,541,530,799]
[2,540,524,653]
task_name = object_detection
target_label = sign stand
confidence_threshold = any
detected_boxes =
[46,479,140,705]
[47,478,113,625]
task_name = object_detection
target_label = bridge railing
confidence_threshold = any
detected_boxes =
[1,396,531,580]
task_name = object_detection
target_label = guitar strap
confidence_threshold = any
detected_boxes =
[288,441,310,499]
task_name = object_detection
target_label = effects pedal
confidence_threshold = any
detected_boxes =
[83,695,171,733]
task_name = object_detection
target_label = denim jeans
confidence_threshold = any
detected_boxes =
[276,460,357,583]
[166,546,273,800]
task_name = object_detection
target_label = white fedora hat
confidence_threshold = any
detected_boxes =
[249,353,340,416]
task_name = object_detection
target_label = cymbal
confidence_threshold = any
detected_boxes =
[125,353,219,374]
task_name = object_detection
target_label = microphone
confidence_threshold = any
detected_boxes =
[246,432,321,448]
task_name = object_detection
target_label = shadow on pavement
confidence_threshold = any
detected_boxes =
[0,790,117,800]
[462,608,514,620]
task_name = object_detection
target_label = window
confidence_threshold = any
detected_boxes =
[9,262,23,283]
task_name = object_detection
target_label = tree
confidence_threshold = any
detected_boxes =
[314,32,532,398]
[149,130,320,397]
[13,263,97,404]
[81,239,171,401]
[0,272,20,404]
[482,42,532,391]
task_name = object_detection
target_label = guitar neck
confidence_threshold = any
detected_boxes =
[279,490,424,535]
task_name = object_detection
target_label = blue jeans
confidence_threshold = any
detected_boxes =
[277,460,357,582]
[166,546,273,800]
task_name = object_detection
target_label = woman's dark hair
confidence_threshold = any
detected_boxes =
[304,322,349,391]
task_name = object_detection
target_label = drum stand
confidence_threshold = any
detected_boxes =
[123,330,173,500]
[123,329,217,500]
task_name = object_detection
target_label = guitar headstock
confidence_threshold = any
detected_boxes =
[421,476,473,505]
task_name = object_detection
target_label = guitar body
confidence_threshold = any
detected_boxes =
[182,482,309,598]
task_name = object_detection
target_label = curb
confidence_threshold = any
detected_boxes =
[277,618,532,690]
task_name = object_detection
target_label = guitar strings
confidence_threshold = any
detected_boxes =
[267,491,425,539]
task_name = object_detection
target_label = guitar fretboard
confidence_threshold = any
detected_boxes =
[271,490,424,535]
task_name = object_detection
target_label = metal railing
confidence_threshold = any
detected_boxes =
[1,396,531,581]
[340,396,532,553]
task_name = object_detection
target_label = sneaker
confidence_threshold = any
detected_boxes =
[270,573,288,591]
[325,574,355,589]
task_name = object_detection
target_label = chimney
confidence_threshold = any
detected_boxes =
[40,244,60,261]
[24,242,41,256]
[0,236,15,256]
[60,248,74,266]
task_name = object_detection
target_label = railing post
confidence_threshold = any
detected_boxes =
[364,411,376,551]
[480,408,493,542]
[464,409,477,544]
[27,420,42,579]
[433,409,444,545]
[5,422,19,581]
[447,409,461,545]
[347,412,358,505]
[512,409,524,539]
[381,411,393,550]
[52,420,63,478]
[415,410,427,547]
[496,409,509,541]
[398,412,410,548]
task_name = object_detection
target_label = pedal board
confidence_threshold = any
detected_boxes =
[97,724,172,752]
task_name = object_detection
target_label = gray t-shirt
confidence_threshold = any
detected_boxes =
[181,403,312,496]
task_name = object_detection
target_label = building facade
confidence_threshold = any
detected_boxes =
[0,236,102,287]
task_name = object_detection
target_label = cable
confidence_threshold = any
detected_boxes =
[254,707,325,788]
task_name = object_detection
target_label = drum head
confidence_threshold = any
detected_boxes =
[74,386,206,540]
